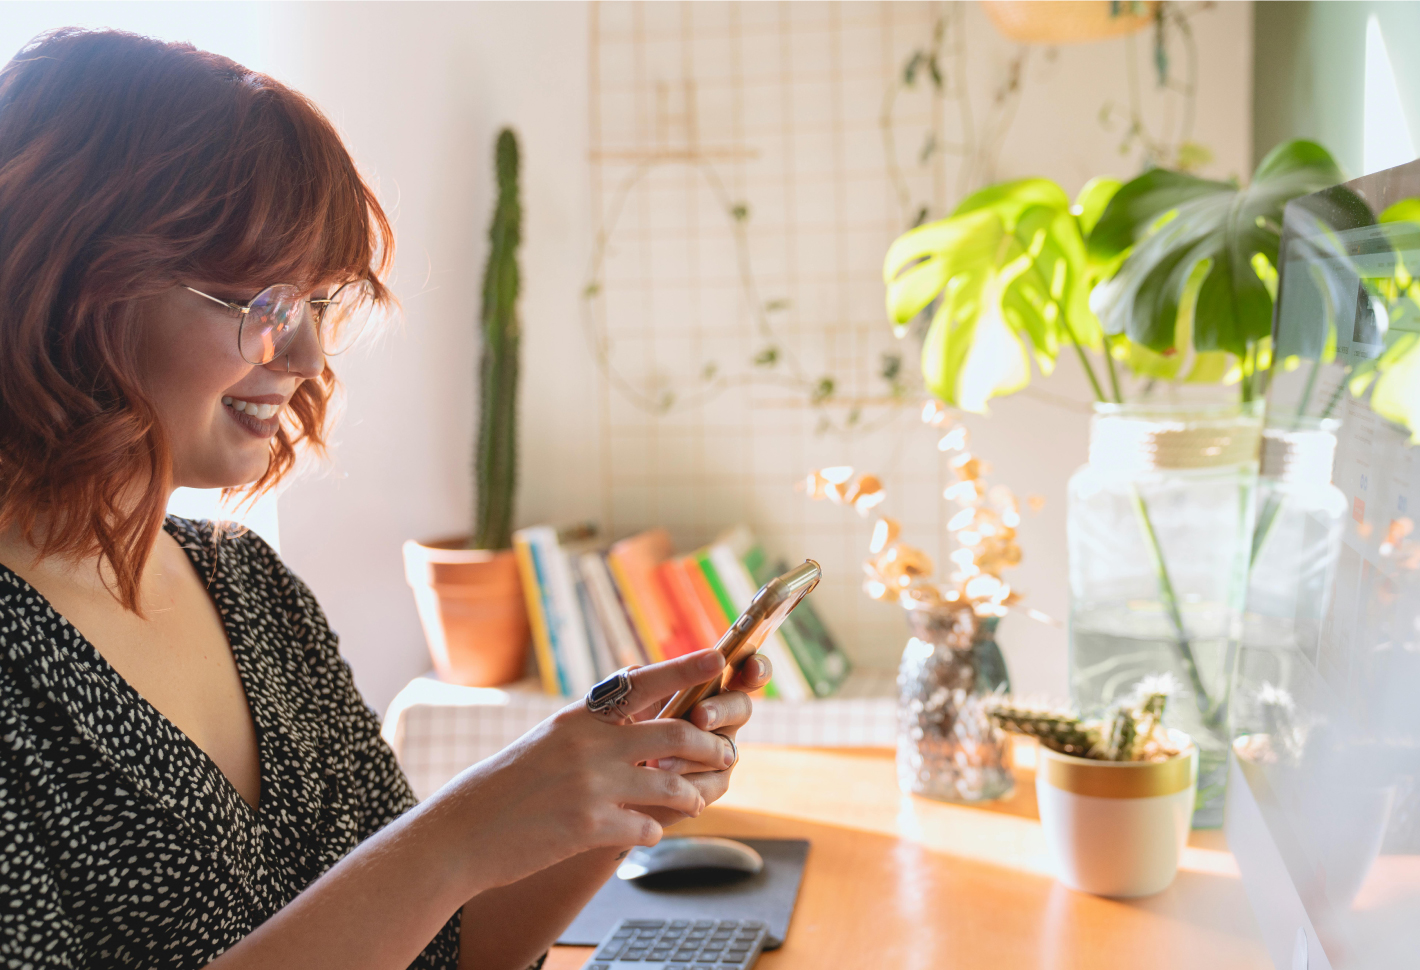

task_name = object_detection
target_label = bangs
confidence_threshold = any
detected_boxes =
[178,74,393,303]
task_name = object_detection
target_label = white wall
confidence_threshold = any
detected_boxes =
[2,2,1252,715]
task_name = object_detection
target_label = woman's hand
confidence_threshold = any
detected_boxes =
[631,652,773,828]
[433,649,754,897]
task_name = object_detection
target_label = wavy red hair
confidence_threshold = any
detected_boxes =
[0,28,393,610]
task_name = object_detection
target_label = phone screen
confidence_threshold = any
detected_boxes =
[657,559,820,719]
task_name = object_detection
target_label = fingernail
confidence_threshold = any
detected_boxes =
[699,651,725,673]
[756,656,770,677]
[724,743,736,768]
[697,796,706,814]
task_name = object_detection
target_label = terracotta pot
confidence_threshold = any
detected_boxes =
[402,537,530,686]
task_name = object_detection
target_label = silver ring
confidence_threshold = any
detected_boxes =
[717,733,738,772]
[586,669,634,719]
[285,353,291,372]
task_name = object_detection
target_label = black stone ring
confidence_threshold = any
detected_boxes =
[586,669,635,719]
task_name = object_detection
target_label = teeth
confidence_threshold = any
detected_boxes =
[225,398,280,419]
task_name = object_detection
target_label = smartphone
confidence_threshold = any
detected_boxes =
[657,559,822,720]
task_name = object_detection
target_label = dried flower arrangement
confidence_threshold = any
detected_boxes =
[988,677,1184,763]
[803,400,1037,622]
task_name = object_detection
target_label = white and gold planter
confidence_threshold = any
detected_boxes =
[1036,735,1198,897]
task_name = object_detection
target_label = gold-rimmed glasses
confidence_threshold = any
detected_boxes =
[184,280,377,365]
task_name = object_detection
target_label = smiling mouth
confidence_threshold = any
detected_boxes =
[223,396,283,438]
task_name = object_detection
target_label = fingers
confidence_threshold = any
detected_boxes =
[621,764,707,818]
[623,717,737,770]
[686,688,752,733]
[726,654,772,693]
[617,650,726,719]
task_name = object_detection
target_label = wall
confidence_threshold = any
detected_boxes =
[1254,1,1420,174]
[2,2,1252,714]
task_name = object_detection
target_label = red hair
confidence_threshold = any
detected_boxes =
[0,28,394,610]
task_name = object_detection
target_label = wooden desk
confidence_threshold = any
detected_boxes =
[546,745,1269,970]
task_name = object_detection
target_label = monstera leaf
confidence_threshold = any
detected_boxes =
[1089,140,1344,358]
[884,178,1114,411]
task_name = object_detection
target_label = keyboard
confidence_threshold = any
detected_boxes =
[581,917,770,969]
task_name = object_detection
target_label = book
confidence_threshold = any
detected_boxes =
[606,529,696,662]
[717,525,851,698]
[573,561,618,680]
[513,526,601,697]
[577,552,650,668]
[656,556,723,652]
[704,541,811,702]
[511,530,567,695]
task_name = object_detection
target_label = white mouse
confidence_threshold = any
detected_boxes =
[616,837,765,886]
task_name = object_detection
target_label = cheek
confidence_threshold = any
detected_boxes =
[137,314,252,433]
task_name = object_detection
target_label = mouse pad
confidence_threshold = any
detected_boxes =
[557,838,810,949]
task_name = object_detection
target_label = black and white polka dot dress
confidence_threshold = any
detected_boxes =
[0,517,461,969]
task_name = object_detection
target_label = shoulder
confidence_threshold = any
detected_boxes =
[165,514,320,606]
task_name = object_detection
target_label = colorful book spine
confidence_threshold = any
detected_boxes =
[511,530,566,695]
[705,542,810,702]
[529,526,598,697]
[720,525,850,698]
[608,529,698,662]
[657,557,722,653]
[573,560,618,680]
[579,552,650,667]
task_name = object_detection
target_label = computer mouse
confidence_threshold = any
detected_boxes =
[616,836,764,889]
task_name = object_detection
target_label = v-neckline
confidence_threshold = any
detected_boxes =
[0,517,269,823]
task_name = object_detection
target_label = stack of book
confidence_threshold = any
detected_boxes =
[510,524,851,701]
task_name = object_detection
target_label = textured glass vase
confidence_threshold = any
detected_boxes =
[896,607,1014,803]
[1067,402,1262,828]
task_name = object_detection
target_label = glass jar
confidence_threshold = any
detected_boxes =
[1243,418,1347,653]
[1067,402,1263,828]
[896,606,1014,803]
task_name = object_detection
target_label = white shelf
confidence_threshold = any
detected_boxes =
[382,670,898,800]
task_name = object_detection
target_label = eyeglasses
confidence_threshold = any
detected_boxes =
[184,280,378,365]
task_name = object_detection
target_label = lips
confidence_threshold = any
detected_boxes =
[222,395,283,438]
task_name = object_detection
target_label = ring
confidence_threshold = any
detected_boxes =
[717,733,738,772]
[586,669,634,719]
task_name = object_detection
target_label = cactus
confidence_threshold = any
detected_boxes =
[470,129,522,551]
[987,702,1098,758]
[989,687,1180,763]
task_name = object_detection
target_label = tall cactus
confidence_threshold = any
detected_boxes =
[470,129,521,550]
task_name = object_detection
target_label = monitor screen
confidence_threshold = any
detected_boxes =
[1230,160,1420,969]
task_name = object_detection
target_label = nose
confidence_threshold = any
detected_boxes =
[266,303,324,378]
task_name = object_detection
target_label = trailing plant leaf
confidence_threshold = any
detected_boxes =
[1089,140,1344,362]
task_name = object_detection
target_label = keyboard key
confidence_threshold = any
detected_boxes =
[594,945,623,959]
[670,919,691,928]
[625,920,666,928]
[589,965,609,970]
[719,956,747,965]
[692,966,716,970]
[740,920,764,929]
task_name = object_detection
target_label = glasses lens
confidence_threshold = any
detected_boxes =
[316,280,377,355]
[238,285,305,364]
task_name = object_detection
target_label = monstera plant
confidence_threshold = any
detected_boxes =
[884,140,1349,409]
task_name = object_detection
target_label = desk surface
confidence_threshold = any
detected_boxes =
[546,744,1269,970]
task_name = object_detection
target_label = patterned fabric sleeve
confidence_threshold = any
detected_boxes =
[264,547,462,970]
[0,706,78,969]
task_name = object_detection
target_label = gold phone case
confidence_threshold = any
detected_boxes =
[657,559,821,720]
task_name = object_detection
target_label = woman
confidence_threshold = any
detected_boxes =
[0,28,770,970]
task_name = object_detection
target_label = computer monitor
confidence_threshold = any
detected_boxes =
[1228,160,1420,969]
